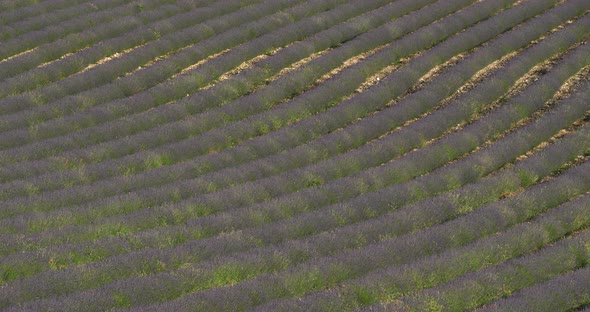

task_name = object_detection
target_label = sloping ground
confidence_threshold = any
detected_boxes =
[0,0,589,311]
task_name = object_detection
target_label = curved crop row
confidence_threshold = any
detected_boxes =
[2,26,588,270]
[1,68,587,303]
[388,232,590,311]
[0,0,458,147]
[0,0,174,77]
[2,10,587,227]
[120,161,590,312]
[0,0,250,99]
[1,101,587,310]
[1,0,588,310]
[1,110,587,297]
[299,192,590,312]
[478,266,590,311]
[0,0,92,27]
[0,0,560,193]
[0,0,124,41]
[0,0,309,119]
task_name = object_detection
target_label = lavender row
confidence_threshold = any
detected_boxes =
[0,0,237,99]
[1,31,583,250]
[0,0,263,107]
[102,83,590,273]
[0,0,306,119]
[2,11,586,228]
[0,1,376,158]
[80,161,590,311]
[0,0,584,251]
[11,101,588,263]
[0,0,488,195]
[2,0,584,306]
[2,76,587,293]
[0,0,90,27]
[0,0,125,41]
[373,207,590,312]
[0,0,172,77]
[1,115,585,307]
[5,56,590,276]
[478,267,590,311]
[0,0,528,222]
[30,0,572,177]
[2,61,586,279]
[278,193,590,312]
[6,0,584,203]
[392,254,590,311]
[3,6,585,258]
[1,119,588,310]
[24,195,590,310]
[0,0,470,169]
[0,0,439,148]
[0,0,540,200]
[0,0,430,177]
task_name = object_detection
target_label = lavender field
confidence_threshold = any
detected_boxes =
[0,0,589,311]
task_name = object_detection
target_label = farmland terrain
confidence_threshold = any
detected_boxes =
[0,0,589,311]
